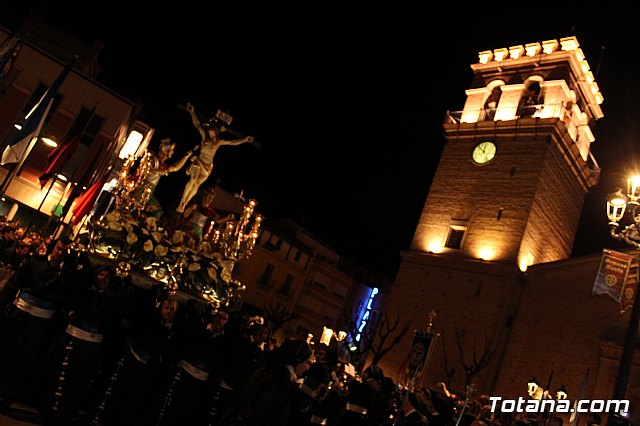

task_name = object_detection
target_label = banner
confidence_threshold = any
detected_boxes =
[620,262,638,314]
[407,330,434,374]
[592,249,634,303]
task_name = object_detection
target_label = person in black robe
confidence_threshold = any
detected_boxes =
[424,385,457,426]
[36,264,126,425]
[0,237,74,408]
[364,375,398,426]
[0,239,29,271]
[394,390,429,426]
[290,345,340,426]
[218,338,314,426]
[337,364,383,426]
[141,302,228,425]
[87,293,185,425]
[200,311,264,425]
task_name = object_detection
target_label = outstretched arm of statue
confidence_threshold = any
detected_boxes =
[166,150,193,173]
[215,213,234,223]
[220,135,257,147]
[186,103,206,140]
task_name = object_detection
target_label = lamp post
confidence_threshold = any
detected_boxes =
[605,177,640,421]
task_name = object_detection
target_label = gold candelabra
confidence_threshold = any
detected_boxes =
[113,152,154,214]
[205,198,263,262]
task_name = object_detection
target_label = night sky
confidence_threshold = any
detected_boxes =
[2,2,639,274]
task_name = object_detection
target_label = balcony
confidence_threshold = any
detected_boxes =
[443,102,601,188]
[445,102,571,125]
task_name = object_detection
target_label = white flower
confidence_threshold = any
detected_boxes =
[126,232,138,245]
[171,230,185,245]
[108,222,123,231]
[143,239,154,252]
[105,211,120,222]
[198,241,213,254]
[202,290,219,304]
[154,244,168,256]
[207,267,219,281]
[221,260,234,283]
[145,217,158,231]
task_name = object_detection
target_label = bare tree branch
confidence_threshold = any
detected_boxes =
[455,329,495,387]
[370,311,412,366]
[337,306,411,372]
[440,329,455,388]
[262,300,297,334]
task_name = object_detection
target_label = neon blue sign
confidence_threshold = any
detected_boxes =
[355,287,378,341]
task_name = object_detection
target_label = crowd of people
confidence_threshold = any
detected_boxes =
[0,217,507,426]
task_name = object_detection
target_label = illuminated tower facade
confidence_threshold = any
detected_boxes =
[379,37,604,392]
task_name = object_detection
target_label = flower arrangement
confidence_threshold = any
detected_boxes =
[87,208,248,307]
[83,152,262,308]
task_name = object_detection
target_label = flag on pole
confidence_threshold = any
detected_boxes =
[0,38,23,84]
[0,55,76,166]
[38,123,81,187]
[60,134,109,219]
[71,173,108,224]
[592,249,635,304]
[38,106,96,188]
[0,2,49,83]
[1,97,54,165]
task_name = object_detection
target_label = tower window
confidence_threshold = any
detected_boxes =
[519,81,544,118]
[445,227,466,249]
[483,85,502,121]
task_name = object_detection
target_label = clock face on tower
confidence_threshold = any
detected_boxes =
[472,141,496,164]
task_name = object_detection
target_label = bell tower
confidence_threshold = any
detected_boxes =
[415,36,602,270]
[379,37,604,391]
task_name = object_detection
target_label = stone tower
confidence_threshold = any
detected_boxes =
[379,36,604,393]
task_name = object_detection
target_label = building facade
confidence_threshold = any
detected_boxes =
[234,214,385,345]
[380,36,639,423]
[0,22,152,234]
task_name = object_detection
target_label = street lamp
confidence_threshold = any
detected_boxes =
[605,177,640,422]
